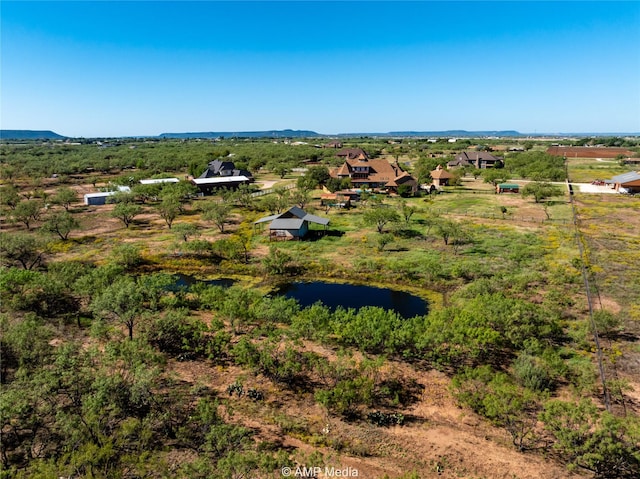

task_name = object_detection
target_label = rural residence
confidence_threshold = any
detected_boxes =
[191,159,253,194]
[330,148,418,192]
[199,159,253,180]
[385,172,419,195]
[448,151,503,169]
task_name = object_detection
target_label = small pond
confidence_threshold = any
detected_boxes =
[277,281,428,319]
[170,274,236,291]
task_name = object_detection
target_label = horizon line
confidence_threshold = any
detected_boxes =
[2,128,640,140]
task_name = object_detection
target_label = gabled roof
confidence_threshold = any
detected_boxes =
[336,148,369,160]
[302,212,330,226]
[332,158,401,184]
[606,171,640,185]
[430,165,454,179]
[200,160,234,178]
[455,151,502,162]
[282,206,307,219]
[447,158,473,167]
[254,213,281,224]
[254,206,329,227]
[199,159,252,179]
[335,163,352,176]
[386,172,417,187]
[270,218,305,230]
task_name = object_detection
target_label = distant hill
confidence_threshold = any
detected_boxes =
[0,130,67,140]
[159,129,321,139]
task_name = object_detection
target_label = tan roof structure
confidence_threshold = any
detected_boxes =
[331,148,417,191]
[430,165,455,187]
[336,148,369,160]
[386,171,418,194]
[332,158,401,183]
[430,165,454,179]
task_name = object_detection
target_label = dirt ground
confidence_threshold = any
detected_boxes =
[168,343,586,479]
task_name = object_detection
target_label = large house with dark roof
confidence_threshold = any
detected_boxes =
[448,151,503,169]
[330,149,417,193]
[192,159,253,194]
[199,159,252,180]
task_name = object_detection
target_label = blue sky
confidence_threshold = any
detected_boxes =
[2,1,639,137]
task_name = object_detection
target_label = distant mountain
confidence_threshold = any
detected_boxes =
[159,129,321,139]
[0,130,67,140]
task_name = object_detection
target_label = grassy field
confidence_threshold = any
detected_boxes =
[2,141,639,479]
[566,156,630,183]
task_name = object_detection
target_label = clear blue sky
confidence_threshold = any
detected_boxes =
[2,1,639,137]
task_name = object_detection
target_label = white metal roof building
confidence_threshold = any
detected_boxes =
[191,175,252,195]
[84,191,116,205]
[139,178,180,185]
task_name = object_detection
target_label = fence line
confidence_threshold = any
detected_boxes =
[566,177,612,412]
[428,208,569,224]
[250,183,296,198]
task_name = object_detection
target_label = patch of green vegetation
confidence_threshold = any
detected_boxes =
[2,137,639,478]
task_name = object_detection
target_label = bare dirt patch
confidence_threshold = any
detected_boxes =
[167,353,587,479]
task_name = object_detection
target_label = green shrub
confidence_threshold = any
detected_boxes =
[512,352,553,392]
[142,308,207,357]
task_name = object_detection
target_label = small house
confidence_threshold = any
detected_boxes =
[430,165,454,187]
[386,171,418,195]
[496,183,520,194]
[254,206,329,240]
